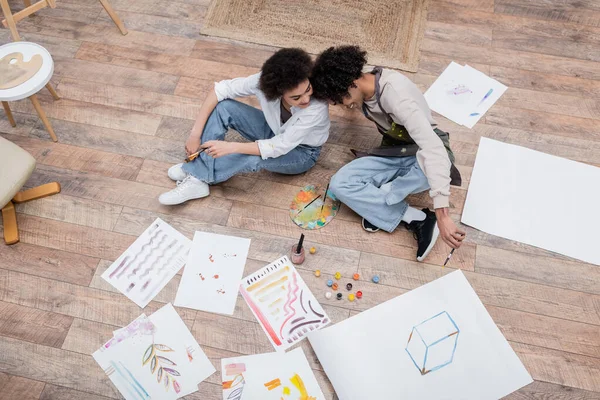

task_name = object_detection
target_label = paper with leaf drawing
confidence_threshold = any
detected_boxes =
[93,303,215,400]
[174,232,251,315]
[221,348,325,400]
[240,256,330,352]
[307,271,532,400]
[102,218,191,308]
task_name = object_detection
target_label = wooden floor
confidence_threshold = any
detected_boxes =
[1,0,599,398]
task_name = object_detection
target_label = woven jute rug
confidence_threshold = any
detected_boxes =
[201,0,430,72]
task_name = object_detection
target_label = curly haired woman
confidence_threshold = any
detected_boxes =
[311,45,465,262]
[159,48,330,205]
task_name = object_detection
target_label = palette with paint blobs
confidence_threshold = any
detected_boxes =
[289,184,340,230]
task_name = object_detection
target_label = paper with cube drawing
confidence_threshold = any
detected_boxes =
[221,348,325,400]
[308,270,532,400]
[240,256,330,352]
[174,231,251,315]
[93,303,215,400]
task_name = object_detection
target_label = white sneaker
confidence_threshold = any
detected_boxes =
[158,175,210,205]
[168,163,187,181]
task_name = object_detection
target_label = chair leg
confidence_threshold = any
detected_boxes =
[29,94,58,142]
[2,201,19,245]
[2,101,16,127]
[98,0,128,35]
[45,83,60,100]
[12,182,61,203]
[0,0,21,41]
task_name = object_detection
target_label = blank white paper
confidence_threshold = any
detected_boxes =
[462,138,600,266]
[308,271,532,400]
[174,232,250,315]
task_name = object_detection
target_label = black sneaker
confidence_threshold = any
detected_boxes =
[362,218,380,233]
[403,208,440,262]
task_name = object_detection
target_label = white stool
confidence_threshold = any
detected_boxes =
[0,41,59,142]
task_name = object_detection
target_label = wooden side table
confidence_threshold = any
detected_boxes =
[0,41,60,142]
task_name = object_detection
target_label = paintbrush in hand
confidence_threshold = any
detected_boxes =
[184,148,205,163]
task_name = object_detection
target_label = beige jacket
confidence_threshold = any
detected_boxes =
[363,69,452,209]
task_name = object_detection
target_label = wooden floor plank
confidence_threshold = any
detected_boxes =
[3,133,143,181]
[488,305,600,358]
[505,381,600,400]
[0,373,45,400]
[16,17,196,56]
[420,38,600,81]
[190,39,276,68]
[0,241,98,286]
[9,95,163,137]
[430,1,600,43]
[0,301,73,348]
[0,31,82,60]
[425,20,493,47]
[40,384,113,400]
[495,0,600,27]
[493,30,600,62]
[227,202,477,270]
[57,78,203,120]
[26,165,233,226]
[486,106,600,142]
[513,342,600,392]
[358,252,600,325]
[476,245,600,294]
[14,195,123,232]
[104,0,207,20]
[54,57,180,94]
[75,42,260,81]
[96,10,203,39]
[0,268,195,327]
[490,65,600,99]
[26,119,183,164]
[0,336,119,398]
[497,87,600,120]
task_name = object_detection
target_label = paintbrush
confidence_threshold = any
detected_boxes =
[320,182,330,215]
[477,88,493,106]
[295,194,321,216]
[442,248,455,268]
[296,233,305,254]
[184,148,205,163]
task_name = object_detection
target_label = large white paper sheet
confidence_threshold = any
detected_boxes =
[174,232,251,315]
[93,303,215,400]
[221,348,325,400]
[240,256,330,352]
[424,62,507,128]
[462,138,600,266]
[308,271,532,400]
[102,218,191,308]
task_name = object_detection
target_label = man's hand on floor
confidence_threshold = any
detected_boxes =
[435,208,466,249]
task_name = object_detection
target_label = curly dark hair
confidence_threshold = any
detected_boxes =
[259,48,313,101]
[311,45,368,104]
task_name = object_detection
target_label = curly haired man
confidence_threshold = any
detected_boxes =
[311,45,465,261]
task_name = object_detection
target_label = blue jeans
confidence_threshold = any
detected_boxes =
[182,100,321,184]
[329,156,430,233]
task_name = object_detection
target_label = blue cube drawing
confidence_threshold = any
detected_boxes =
[405,311,459,375]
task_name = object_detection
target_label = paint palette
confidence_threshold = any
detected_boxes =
[289,184,340,230]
